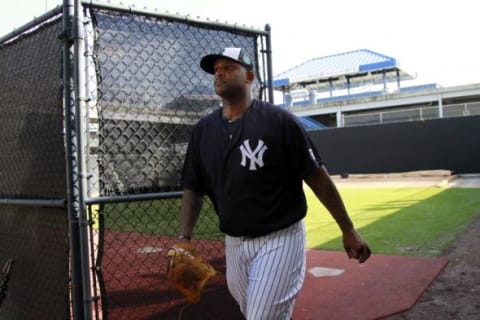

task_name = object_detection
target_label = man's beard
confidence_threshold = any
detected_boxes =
[215,82,244,99]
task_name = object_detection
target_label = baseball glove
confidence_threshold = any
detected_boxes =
[166,242,217,304]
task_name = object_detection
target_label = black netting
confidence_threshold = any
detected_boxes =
[0,21,66,199]
[0,205,69,320]
[0,18,70,320]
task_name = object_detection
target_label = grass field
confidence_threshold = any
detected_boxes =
[96,186,480,257]
[98,197,223,239]
[305,187,480,256]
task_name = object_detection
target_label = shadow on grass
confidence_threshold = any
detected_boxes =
[313,188,480,257]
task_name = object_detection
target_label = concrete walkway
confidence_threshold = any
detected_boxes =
[442,174,480,188]
[331,170,480,189]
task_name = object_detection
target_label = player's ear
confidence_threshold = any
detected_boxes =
[246,69,255,83]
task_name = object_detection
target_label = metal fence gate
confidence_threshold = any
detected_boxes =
[0,1,272,319]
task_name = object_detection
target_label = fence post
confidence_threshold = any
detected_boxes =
[62,0,92,318]
[264,24,274,103]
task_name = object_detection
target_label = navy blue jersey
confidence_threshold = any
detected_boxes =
[181,99,322,237]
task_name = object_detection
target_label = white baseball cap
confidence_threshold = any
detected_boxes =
[200,47,253,74]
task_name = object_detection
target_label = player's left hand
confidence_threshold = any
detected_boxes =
[342,229,371,263]
[166,242,217,303]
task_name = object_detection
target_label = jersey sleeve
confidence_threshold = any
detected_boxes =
[284,112,323,179]
[181,130,206,194]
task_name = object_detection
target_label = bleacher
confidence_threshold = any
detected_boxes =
[271,49,480,129]
[290,84,440,109]
[275,49,417,111]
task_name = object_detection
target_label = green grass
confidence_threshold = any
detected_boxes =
[305,187,480,256]
[94,197,223,239]
[92,186,480,257]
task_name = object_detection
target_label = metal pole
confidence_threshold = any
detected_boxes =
[74,0,94,318]
[81,0,268,36]
[62,0,91,318]
[0,198,65,207]
[85,191,183,205]
[438,94,444,118]
[62,0,83,318]
[264,24,274,103]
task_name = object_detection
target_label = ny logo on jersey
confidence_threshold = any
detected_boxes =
[239,139,268,170]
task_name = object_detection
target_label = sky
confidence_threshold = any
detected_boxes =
[1,0,479,88]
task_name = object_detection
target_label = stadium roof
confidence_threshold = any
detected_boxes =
[273,49,415,91]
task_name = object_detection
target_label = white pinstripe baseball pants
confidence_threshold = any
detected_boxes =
[225,220,306,320]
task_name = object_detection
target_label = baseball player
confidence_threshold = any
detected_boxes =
[177,47,371,319]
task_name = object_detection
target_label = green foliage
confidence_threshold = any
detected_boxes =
[305,187,480,256]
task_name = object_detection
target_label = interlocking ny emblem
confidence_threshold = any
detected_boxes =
[239,139,268,170]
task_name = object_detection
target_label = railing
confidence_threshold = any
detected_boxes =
[343,102,480,127]
[284,83,439,109]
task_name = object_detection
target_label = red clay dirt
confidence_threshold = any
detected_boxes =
[99,172,480,319]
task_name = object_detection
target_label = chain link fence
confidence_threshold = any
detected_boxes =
[1,2,271,319]
[88,7,267,197]
[0,12,70,320]
[84,4,270,319]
